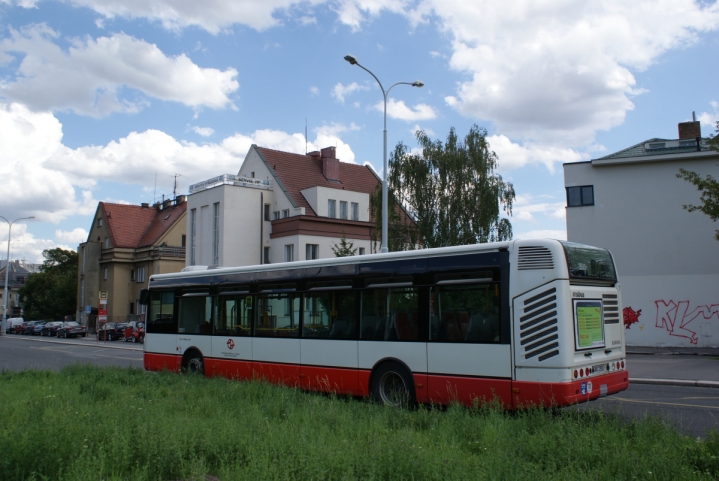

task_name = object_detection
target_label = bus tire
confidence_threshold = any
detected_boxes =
[183,350,204,375]
[370,362,416,408]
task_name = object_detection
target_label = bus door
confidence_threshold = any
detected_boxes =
[301,289,359,395]
[210,293,254,380]
[176,292,214,369]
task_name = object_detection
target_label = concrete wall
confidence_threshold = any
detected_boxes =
[300,186,369,221]
[564,152,719,347]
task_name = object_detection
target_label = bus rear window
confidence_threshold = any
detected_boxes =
[560,241,616,281]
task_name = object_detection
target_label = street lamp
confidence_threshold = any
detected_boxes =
[1,215,35,336]
[344,54,423,253]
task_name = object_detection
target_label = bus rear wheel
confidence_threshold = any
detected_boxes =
[183,351,204,375]
[371,362,415,408]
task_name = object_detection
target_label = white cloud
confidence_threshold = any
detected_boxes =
[332,82,368,103]
[55,228,89,245]
[513,193,566,223]
[192,126,215,137]
[698,101,719,133]
[378,99,437,122]
[0,25,239,117]
[309,86,319,96]
[488,135,586,173]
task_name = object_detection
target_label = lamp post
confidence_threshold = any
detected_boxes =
[344,54,423,253]
[1,215,35,336]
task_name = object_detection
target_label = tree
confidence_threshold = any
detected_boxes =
[372,125,515,250]
[332,234,357,257]
[676,121,719,240]
[18,248,78,320]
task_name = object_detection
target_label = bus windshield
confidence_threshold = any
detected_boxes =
[560,241,616,281]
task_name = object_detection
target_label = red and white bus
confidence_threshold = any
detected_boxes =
[142,239,628,408]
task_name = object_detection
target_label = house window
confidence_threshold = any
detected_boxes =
[282,209,290,218]
[213,202,220,266]
[328,199,336,218]
[251,171,255,178]
[137,267,145,283]
[97,218,103,227]
[190,208,197,266]
[264,204,271,221]
[351,202,359,221]
[264,246,271,264]
[359,247,365,255]
[566,185,594,207]
[104,237,109,248]
[340,201,348,220]
[284,244,294,262]
[273,211,280,220]
[103,267,108,280]
[306,244,319,260]
[130,270,135,281]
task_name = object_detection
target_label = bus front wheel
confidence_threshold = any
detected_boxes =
[370,362,415,408]
[183,351,204,375]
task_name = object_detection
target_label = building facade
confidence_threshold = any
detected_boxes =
[0,260,34,318]
[564,119,719,347]
[187,145,378,268]
[77,198,187,330]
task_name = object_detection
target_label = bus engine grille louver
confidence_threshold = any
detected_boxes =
[519,287,559,361]
[517,246,554,270]
[602,294,619,324]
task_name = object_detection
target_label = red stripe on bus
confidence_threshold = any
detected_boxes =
[300,365,360,395]
[205,358,253,380]
[144,353,181,373]
[511,370,629,408]
[426,375,512,407]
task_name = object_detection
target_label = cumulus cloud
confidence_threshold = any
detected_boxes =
[379,99,437,122]
[488,135,586,173]
[0,223,57,264]
[512,193,566,224]
[513,229,567,241]
[55,227,89,245]
[191,126,215,137]
[697,101,719,132]
[332,82,368,103]
[0,25,239,116]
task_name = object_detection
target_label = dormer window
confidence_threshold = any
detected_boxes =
[339,201,348,220]
[328,199,336,218]
[647,142,666,149]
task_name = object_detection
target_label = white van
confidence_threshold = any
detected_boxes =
[5,317,24,334]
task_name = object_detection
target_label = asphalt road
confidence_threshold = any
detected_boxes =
[1,335,717,438]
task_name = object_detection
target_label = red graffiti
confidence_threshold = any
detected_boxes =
[622,307,641,329]
[655,300,719,345]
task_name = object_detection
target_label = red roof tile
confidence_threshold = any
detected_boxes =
[101,201,186,248]
[256,147,380,217]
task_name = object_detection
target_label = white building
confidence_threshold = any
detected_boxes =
[564,119,719,348]
[187,145,379,268]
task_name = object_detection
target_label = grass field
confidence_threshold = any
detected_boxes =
[0,365,717,480]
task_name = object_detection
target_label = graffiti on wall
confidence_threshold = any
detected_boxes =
[654,301,719,344]
[623,307,642,329]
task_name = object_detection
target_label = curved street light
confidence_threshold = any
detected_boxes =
[344,54,423,253]
[0,215,35,336]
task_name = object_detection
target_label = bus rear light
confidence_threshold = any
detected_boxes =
[574,370,578,379]
[580,368,584,377]
[621,360,625,369]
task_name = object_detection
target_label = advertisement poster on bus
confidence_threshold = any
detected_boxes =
[574,300,605,350]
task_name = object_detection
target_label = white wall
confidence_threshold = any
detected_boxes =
[564,152,719,347]
[301,186,369,221]
[269,234,371,264]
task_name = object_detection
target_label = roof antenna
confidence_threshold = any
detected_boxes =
[692,111,696,121]
[305,117,308,155]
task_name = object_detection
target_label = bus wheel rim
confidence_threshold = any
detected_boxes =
[379,371,407,406]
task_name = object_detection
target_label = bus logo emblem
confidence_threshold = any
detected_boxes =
[227,339,235,350]
[580,382,587,395]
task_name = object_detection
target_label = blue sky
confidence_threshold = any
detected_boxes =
[1,0,718,263]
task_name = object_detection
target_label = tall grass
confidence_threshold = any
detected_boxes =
[0,365,717,480]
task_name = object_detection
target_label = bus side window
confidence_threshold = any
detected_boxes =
[148,291,176,334]
[303,291,356,340]
[360,288,420,341]
[178,295,212,335]
[431,284,499,343]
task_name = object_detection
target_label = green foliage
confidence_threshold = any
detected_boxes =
[373,125,515,251]
[18,248,78,320]
[331,234,357,257]
[0,365,717,480]
[676,122,719,241]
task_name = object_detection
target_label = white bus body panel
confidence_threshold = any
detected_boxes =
[177,335,213,359]
[301,339,358,369]
[144,332,176,355]
[212,336,252,361]
[427,343,512,378]
[358,341,427,373]
[253,338,300,365]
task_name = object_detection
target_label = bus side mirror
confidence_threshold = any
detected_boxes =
[139,289,150,305]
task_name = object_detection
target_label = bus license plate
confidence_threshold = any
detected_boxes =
[592,364,606,374]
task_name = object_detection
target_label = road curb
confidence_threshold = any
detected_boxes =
[2,336,142,352]
[630,378,719,388]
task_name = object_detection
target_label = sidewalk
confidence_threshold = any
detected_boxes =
[626,346,719,389]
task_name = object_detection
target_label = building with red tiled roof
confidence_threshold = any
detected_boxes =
[76,197,187,331]
[187,145,381,268]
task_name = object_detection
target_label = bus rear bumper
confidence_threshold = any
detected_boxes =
[511,370,629,408]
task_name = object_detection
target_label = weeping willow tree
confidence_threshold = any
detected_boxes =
[371,125,515,251]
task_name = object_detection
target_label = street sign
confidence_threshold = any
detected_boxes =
[98,315,107,322]
[99,291,108,300]
[98,309,107,316]
[85,305,91,314]
[99,299,107,305]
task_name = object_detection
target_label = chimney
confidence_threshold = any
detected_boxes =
[141,203,149,209]
[163,199,172,210]
[678,112,701,140]
[321,146,340,182]
[175,195,186,204]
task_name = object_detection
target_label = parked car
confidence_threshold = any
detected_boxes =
[5,317,24,334]
[14,322,29,335]
[56,322,87,338]
[97,322,128,341]
[41,321,64,337]
[122,321,145,343]
[32,322,47,335]
[23,321,44,335]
